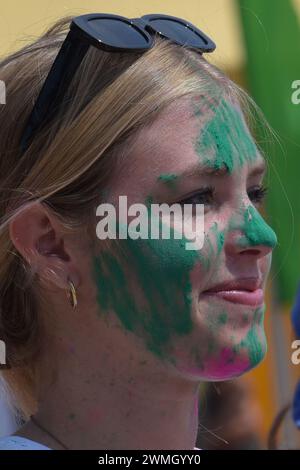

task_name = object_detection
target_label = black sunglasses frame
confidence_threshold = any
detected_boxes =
[19,13,216,154]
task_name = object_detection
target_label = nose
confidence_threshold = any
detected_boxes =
[225,204,277,259]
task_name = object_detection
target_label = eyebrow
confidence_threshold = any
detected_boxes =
[174,158,267,180]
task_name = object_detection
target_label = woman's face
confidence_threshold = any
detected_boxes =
[90,96,277,381]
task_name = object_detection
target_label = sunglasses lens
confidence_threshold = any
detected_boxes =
[146,18,214,51]
[88,18,151,49]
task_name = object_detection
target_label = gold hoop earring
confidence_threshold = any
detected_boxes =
[67,279,77,309]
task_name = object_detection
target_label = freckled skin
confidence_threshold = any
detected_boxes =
[92,96,276,381]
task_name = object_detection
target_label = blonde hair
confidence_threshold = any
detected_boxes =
[0,15,267,420]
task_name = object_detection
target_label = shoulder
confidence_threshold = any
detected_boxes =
[0,435,52,450]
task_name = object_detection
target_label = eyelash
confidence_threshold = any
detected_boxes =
[178,185,268,207]
[248,185,268,205]
[179,186,215,206]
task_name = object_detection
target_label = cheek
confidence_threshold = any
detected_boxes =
[92,230,203,360]
[92,208,227,364]
[189,219,226,288]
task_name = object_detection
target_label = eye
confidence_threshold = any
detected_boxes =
[248,185,268,206]
[178,186,215,206]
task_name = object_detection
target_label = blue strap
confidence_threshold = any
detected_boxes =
[291,282,300,428]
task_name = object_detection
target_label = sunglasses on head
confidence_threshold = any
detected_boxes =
[19,13,216,154]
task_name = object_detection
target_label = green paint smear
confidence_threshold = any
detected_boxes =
[232,306,266,367]
[217,311,228,325]
[238,205,277,248]
[194,98,258,173]
[92,206,201,359]
[145,195,153,208]
[157,173,178,187]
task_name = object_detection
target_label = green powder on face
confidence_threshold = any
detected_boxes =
[242,312,249,323]
[93,252,137,332]
[206,304,228,335]
[217,311,228,325]
[194,98,258,174]
[238,205,277,248]
[92,206,201,359]
[145,195,153,208]
[245,327,263,366]
[211,222,225,255]
[232,306,266,366]
[157,173,178,187]
[195,223,224,280]
[207,337,218,356]
[245,307,266,367]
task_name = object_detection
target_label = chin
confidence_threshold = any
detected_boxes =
[172,321,267,381]
[201,336,267,381]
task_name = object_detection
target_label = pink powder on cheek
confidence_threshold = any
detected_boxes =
[202,347,251,379]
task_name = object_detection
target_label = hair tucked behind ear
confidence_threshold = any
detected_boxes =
[0,15,272,420]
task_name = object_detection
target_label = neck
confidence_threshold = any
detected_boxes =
[33,323,201,450]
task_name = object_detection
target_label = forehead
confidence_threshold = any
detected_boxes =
[114,96,263,191]
[126,98,207,176]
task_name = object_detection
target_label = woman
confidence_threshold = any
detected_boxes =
[0,13,277,450]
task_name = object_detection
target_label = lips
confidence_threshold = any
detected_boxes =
[201,278,264,306]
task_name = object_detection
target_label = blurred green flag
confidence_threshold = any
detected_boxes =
[237,0,300,304]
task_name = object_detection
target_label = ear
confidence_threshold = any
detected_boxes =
[9,201,81,290]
